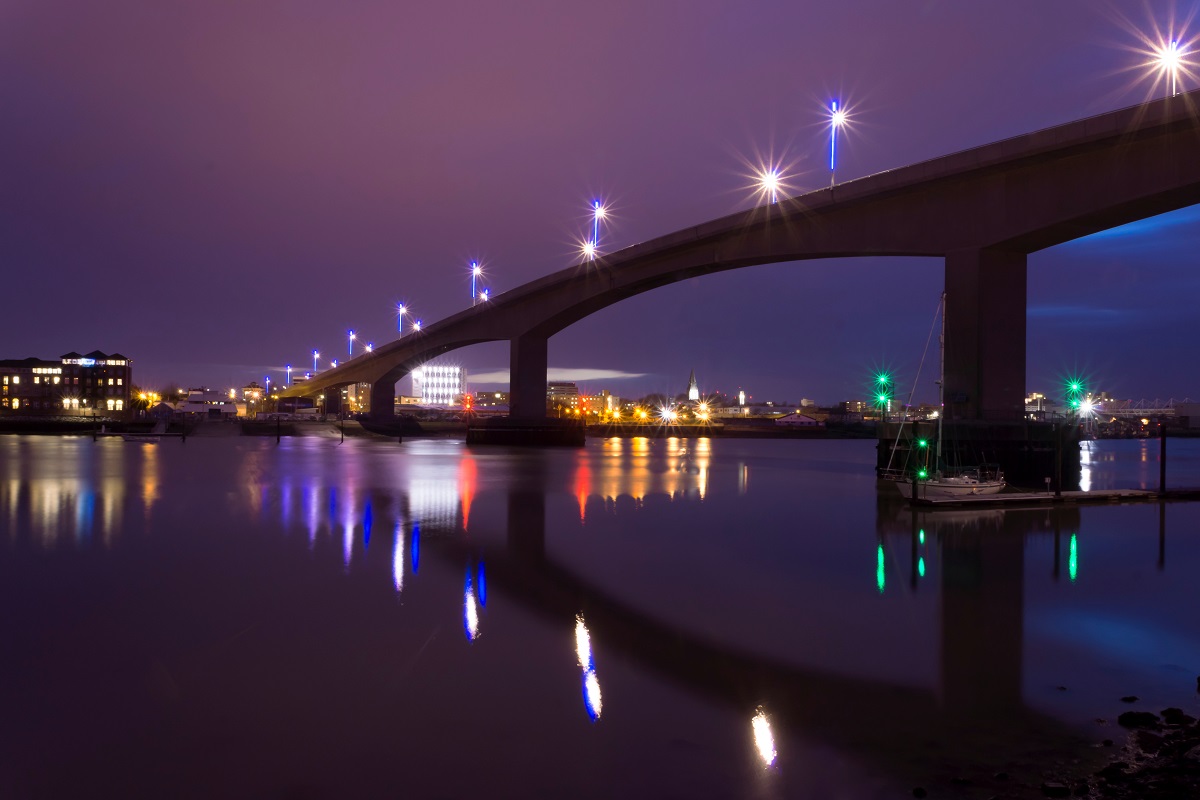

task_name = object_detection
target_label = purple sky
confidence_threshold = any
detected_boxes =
[4,1,1198,405]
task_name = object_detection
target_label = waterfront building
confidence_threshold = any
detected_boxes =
[176,388,238,418]
[547,382,580,416]
[475,391,510,407]
[0,350,132,416]
[412,364,466,406]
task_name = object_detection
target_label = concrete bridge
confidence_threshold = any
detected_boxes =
[281,90,1200,423]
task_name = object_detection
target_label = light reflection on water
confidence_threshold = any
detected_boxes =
[0,435,1198,797]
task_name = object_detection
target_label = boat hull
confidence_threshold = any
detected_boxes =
[894,478,1005,499]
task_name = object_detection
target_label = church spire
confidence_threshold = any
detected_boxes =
[687,369,699,401]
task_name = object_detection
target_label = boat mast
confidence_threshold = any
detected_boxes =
[936,291,945,478]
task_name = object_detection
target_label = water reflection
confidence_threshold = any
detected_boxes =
[4,436,1198,797]
[751,707,777,767]
[575,615,602,721]
[463,566,481,641]
[0,440,137,548]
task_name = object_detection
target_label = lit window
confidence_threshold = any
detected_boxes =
[34,376,40,384]
[62,399,70,409]
[115,400,124,411]
[53,377,60,385]
[107,399,115,411]
[1,376,6,384]
[12,376,18,384]
[108,379,114,386]
[11,399,18,410]
[117,378,123,386]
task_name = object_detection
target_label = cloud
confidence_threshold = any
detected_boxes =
[467,368,649,386]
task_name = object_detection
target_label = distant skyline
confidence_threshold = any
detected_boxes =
[4,1,1199,405]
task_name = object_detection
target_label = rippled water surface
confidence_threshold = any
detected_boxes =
[1,434,1198,798]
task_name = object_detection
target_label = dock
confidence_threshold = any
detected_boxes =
[909,487,1200,509]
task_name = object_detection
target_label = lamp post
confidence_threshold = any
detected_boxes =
[348,330,356,356]
[286,364,292,386]
[397,303,407,336]
[592,201,606,256]
[471,261,482,305]
[365,342,373,353]
[312,350,319,373]
[480,289,489,303]
[413,319,422,333]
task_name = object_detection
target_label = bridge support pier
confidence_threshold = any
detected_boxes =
[509,334,548,421]
[369,381,395,420]
[320,387,342,419]
[944,247,1026,421]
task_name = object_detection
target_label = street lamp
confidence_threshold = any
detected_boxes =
[397,303,407,335]
[286,364,292,386]
[365,342,373,353]
[348,330,356,356]
[480,288,489,302]
[332,359,338,368]
[471,261,482,305]
[312,350,319,372]
[830,100,846,187]
[759,168,780,204]
[1158,38,1184,96]
[580,239,596,261]
[412,319,422,333]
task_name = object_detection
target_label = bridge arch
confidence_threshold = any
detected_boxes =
[279,91,1200,421]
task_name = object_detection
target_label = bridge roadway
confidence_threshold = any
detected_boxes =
[281,89,1200,423]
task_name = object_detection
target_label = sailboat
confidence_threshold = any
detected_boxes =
[893,292,1005,500]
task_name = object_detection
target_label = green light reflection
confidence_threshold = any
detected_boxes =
[1068,533,1078,582]
[876,544,885,593]
[917,556,925,578]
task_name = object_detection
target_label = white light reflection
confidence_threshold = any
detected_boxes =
[464,590,480,640]
[392,521,405,593]
[576,614,602,720]
[751,708,777,767]
[575,614,592,669]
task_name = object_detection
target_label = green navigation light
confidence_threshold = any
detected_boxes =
[917,557,926,578]
[916,439,927,448]
[917,469,928,479]
[918,529,925,545]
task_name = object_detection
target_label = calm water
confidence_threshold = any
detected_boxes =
[1,434,1198,799]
